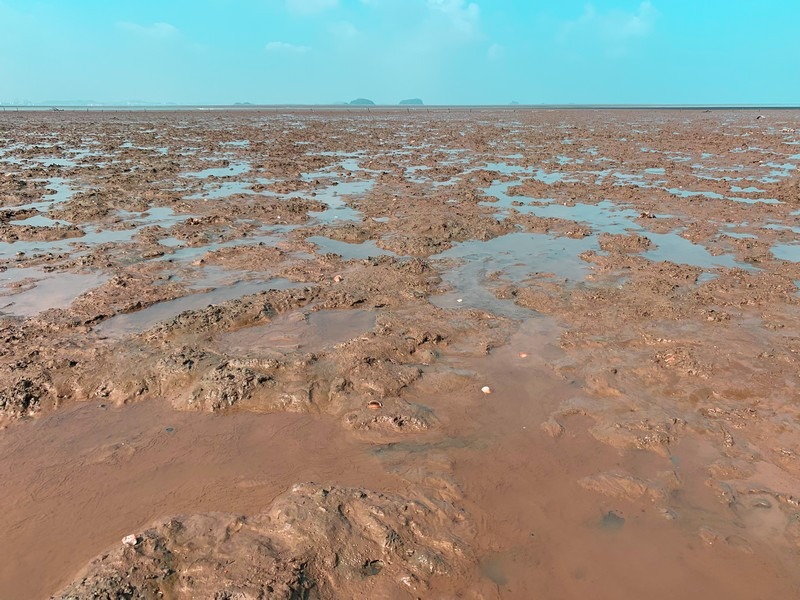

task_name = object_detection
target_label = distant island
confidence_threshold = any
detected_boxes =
[350,98,375,105]
[399,98,423,105]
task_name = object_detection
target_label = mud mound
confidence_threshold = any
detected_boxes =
[55,483,471,599]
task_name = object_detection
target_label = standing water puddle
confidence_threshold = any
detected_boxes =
[95,278,300,338]
[482,189,752,270]
[0,206,194,260]
[308,179,373,223]
[431,232,594,317]
[772,244,800,262]
[0,270,107,317]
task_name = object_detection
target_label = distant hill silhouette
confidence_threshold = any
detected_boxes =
[350,98,375,105]
[399,98,423,105]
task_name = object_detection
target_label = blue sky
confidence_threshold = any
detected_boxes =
[0,0,798,105]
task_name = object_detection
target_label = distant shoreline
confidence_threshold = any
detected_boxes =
[1,104,799,112]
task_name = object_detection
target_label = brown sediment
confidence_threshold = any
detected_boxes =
[0,108,799,598]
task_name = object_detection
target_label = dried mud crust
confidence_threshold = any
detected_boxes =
[54,483,473,599]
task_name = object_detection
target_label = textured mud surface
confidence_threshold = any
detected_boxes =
[1,109,799,598]
[57,483,473,600]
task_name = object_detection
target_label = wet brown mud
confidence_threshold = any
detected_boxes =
[1,108,800,598]
[0,401,400,599]
[433,324,797,599]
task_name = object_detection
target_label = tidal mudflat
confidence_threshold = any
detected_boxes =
[1,108,800,599]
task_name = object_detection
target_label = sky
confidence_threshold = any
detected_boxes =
[0,0,798,105]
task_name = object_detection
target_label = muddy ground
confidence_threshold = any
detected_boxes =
[1,108,799,599]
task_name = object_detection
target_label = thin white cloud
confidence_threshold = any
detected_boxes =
[487,42,503,60]
[286,0,338,15]
[427,0,480,37]
[329,20,358,38]
[265,41,311,53]
[560,1,658,55]
[117,21,179,39]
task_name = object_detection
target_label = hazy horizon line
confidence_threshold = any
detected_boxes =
[2,102,800,111]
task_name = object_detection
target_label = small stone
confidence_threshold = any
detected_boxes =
[660,508,678,520]
[122,534,138,547]
[333,275,344,283]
